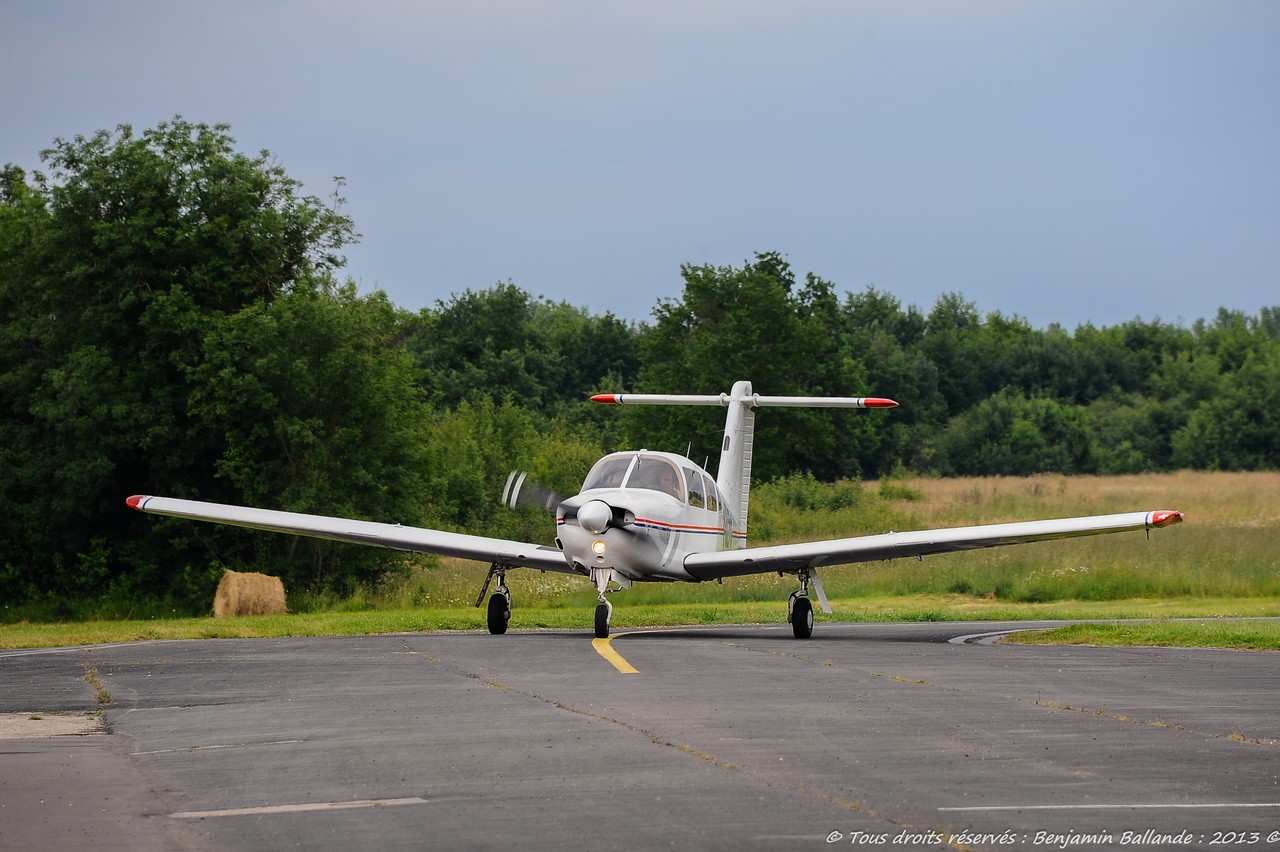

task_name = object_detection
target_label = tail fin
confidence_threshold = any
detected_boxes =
[591,381,897,547]
[718,381,758,542]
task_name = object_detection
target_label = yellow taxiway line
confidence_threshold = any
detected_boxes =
[592,636,639,674]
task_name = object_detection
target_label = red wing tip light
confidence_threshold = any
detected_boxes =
[1149,510,1183,527]
[126,495,148,510]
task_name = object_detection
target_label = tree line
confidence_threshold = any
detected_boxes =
[2,120,1276,612]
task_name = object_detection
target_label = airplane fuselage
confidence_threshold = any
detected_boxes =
[556,451,740,582]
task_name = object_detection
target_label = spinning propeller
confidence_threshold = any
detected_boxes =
[501,471,561,513]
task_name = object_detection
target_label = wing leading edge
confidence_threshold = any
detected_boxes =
[683,510,1183,581]
[126,495,576,574]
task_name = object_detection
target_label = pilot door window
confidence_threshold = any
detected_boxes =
[631,457,685,501]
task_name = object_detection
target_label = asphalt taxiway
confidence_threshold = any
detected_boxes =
[2,622,1277,851]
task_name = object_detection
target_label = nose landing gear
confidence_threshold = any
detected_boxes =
[590,568,629,638]
[594,599,613,639]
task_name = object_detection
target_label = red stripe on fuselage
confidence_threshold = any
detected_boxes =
[634,517,724,535]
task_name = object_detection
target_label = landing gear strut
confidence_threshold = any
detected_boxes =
[475,564,511,635]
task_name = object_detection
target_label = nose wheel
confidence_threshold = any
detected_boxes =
[594,600,613,638]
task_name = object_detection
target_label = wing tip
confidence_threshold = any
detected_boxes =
[590,394,622,404]
[126,494,148,510]
[1149,510,1183,527]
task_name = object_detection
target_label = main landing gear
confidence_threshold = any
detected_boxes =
[475,564,512,635]
[788,591,814,639]
[787,567,828,639]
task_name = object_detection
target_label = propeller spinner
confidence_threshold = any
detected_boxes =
[576,499,613,534]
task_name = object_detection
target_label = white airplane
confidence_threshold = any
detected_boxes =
[127,380,1183,639]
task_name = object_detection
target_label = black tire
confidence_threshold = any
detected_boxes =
[594,603,610,639]
[487,592,510,635]
[791,596,814,639]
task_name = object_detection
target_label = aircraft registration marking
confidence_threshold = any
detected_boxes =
[592,636,639,674]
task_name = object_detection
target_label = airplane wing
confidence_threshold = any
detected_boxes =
[682,511,1183,581]
[126,495,578,574]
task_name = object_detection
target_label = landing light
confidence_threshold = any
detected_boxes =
[592,540,607,556]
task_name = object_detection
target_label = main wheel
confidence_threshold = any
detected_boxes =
[487,592,510,635]
[790,596,814,639]
[594,603,611,639]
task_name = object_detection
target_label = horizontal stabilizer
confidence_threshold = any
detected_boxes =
[591,393,897,409]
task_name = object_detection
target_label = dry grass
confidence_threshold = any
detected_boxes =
[894,470,1279,527]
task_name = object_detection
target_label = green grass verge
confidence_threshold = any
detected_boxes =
[2,594,1276,650]
[1002,620,1280,651]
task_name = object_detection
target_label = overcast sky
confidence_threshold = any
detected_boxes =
[4,1,1277,330]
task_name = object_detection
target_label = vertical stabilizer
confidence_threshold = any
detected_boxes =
[716,381,756,546]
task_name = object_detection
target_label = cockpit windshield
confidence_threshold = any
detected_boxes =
[581,455,634,491]
[581,453,686,501]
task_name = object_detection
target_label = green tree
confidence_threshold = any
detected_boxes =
[934,389,1094,476]
[1084,394,1165,475]
[840,287,942,473]
[918,292,990,416]
[843,285,926,348]
[0,119,368,606]
[408,283,640,417]
[411,283,556,409]
[1171,347,1280,470]
[416,397,606,543]
[633,252,884,480]
[185,286,430,593]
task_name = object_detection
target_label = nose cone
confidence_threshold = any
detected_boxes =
[577,499,613,535]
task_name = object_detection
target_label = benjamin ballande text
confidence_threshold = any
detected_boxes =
[825,828,1280,847]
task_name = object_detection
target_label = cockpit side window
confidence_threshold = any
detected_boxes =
[582,455,634,491]
[703,473,719,512]
[683,468,705,508]
[630,456,684,500]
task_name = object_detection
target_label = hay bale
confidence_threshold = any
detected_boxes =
[213,570,287,618]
